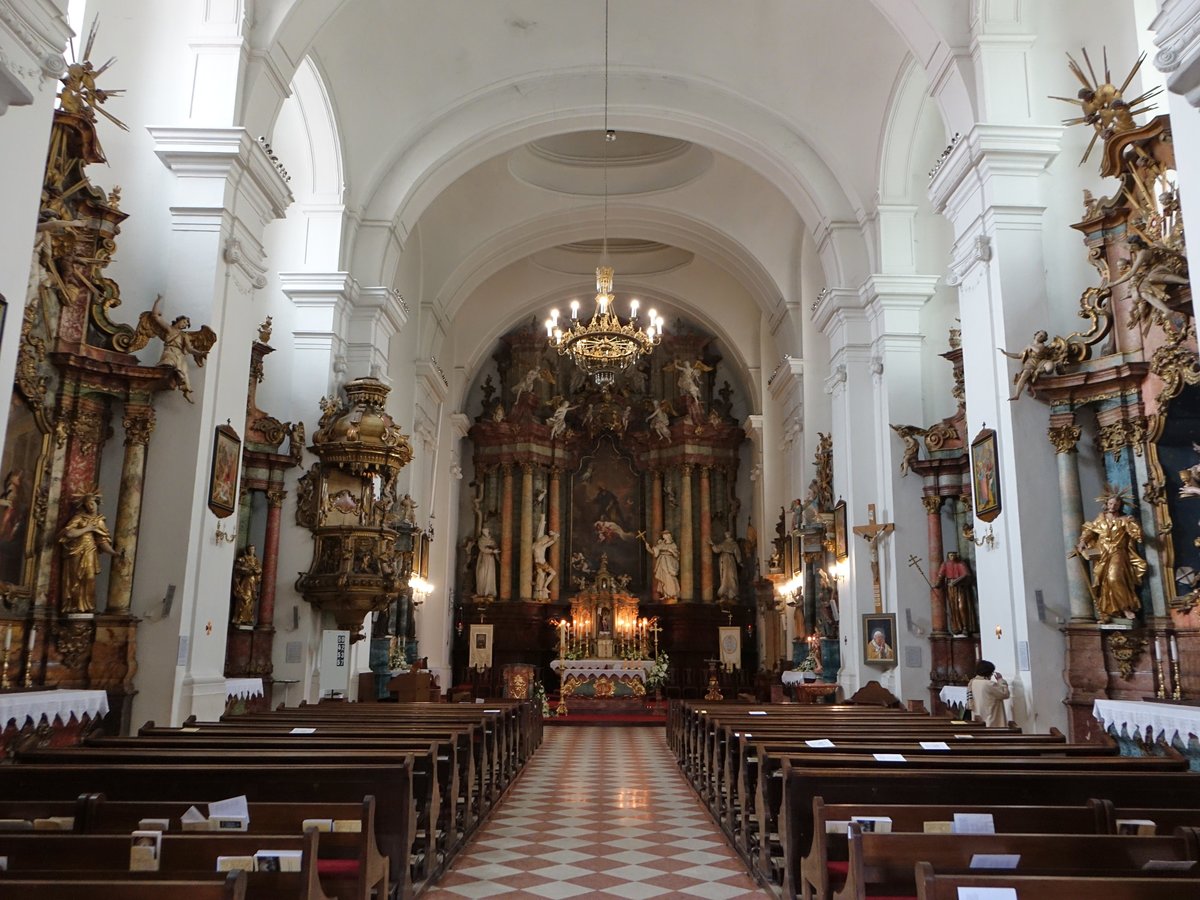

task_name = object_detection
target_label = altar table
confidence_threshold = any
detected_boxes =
[1093,698,1200,745]
[550,659,651,711]
[0,689,110,754]
[939,684,969,715]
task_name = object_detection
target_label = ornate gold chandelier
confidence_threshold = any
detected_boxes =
[545,0,662,388]
[547,266,662,387]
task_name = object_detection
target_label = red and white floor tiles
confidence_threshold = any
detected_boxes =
[425,726,768,899]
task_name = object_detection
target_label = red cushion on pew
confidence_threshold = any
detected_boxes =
[827,860,850,881]
[317,859,361,876]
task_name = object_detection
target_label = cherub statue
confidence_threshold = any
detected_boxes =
[667,358,713,404]
[288,421,305,463]
[545,398,576,440]
[646,399,673,443]
[1105,234,1189,324]
[890,424,928,476]
[127,295,217,403]
[512,366,554,403]
[998,330,1067,401]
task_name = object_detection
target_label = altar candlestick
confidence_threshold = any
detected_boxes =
[1171,634,1182,700]
[23,624,35,687]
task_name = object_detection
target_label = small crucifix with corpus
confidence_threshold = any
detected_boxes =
[852,503,894,614]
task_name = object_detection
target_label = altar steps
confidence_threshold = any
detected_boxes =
[543,698,667,727]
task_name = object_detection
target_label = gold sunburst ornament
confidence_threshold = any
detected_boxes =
[1051,48,1161,165]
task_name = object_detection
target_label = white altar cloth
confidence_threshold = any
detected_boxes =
[0,689,109,728]
[225,677,264,700]
[782,671,820,685]
[939,685,969,710]
[550,659,653,682]
[1092,698,1200,744]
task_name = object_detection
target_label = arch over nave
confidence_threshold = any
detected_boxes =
[1,0,1198,739]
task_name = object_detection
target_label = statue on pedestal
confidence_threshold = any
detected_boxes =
[1076,491,1146,623]
[58,491,120,615]
[935,550,977,636]
[711,530,742,602]
[642,530,680,601]
[231,544,263,627]
[475,527,499,599]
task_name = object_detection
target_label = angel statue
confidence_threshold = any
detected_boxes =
[998,330,1067,401]
[667,358,714,404]
[646,399,673,443]
[128,295,217,403]
[545,398,576,440]
[890,424,927,477]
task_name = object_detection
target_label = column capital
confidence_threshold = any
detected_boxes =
[0,0,71,112]
[767,356,804,402]
[1151,0,1200,106]
[921,494,944,516]
[122,407,156,446]
[266,489,288,508]
[1047,424,1082,455]
[928,124,1062,216]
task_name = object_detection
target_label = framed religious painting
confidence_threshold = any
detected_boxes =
[862,613,897,667]
[970,427,1002,523]
[832,499,848,561]
[208,423,241,518]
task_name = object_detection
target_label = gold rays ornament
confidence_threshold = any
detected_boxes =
[1051,48,1161,165]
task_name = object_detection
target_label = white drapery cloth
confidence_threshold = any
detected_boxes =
[939,685,969,710]
[1092,698,1200,744]
[225,677,264,700]
[0,689,109,728]
[550,659,653,682]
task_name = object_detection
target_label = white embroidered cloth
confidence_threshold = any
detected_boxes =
[782,671,821,685]
[1092,698,1200,743]
[939,685,969,709]
[225,677,264,700]
[0,689,109,728]
[550,659,653,682]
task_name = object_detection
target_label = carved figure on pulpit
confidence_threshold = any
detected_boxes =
[475,527,499,599]
[58,490,121,615]
[231,544,262,627]
[1076,491,1146,623]
[643,530,680,600]
[935,550,977,636]
[711,530,742,602]
[398,493,417,525]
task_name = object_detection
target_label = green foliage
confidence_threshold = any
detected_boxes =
[645,653,670,690]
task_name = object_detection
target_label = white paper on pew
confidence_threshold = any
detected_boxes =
[748,710,767,715]
[919,741,951,750]
[208,795,250,824]
[484,709,501,713]
[953,813,995,834]
[181,806,207,827]
[956,890,1017,900]
[873,753,906,762]
[290,727,316,734]
[953,734,974,739]
[806,739,835,748]
[1143,859,1196,871]
[824,820,850,834]
[970,853,1020,869]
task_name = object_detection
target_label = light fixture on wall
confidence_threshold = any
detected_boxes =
[408,574,433,607]
[546,0,661,387]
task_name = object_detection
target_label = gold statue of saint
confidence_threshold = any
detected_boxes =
[1076,491,1146,623]
[58,491,120,615]
[231,544,263,627]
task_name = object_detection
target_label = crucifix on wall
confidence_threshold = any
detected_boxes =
[852,503,894,614]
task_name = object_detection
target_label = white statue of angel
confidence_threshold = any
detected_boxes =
[127,295,217,403]
[546,399,576,440]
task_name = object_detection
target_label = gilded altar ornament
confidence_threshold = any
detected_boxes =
[58,490,121,615]
[57,20,128,133]
[123,295,218,403]
[1052,49,1161,165]
[1075,488,1147,624]
[231,544,262,628]
[1106,631,1146,681]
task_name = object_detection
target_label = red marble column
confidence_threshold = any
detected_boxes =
[500,464,514,601]
[105,404,155,614]
[258,488,286,628]
[650,469,664,602]
[924,494,947,635]
[699,466,713,602]
[548,467,561,602]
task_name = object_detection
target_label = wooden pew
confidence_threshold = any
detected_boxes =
[779,768,1200,900]
[16,745,433,888]
[0,872,247,900]
[802,798,1111,900]
[0,762,415,900]
[836,822,1200,900]
[913,862,1200,900]
[80,795,387,900]
[0,828,329,899]
[1109,804,1200,835]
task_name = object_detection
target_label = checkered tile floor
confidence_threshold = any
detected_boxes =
[424,727,767,899]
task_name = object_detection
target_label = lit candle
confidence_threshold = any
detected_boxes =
[630,298,639,320]
[4,624,10,651]
[1170,635,1179,661]
[570,300,580,320]
[545,318,553,337]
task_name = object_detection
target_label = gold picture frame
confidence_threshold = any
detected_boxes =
[208,423,241,518]
[970,427,1002,523]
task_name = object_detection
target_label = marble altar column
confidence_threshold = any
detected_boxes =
[699,466,713,602]
[680,464,694,601]
[650,469,664,600]
[548,467,562,601]
[105,405,155,613]
[259,488,285,628]
[500,464,514,600]
[923,494,947,635]
[1048,423,1093,622]
[519,462,534,601]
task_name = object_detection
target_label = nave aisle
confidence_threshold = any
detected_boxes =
[425,727,766,899]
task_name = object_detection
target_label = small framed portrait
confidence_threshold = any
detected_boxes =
[862,613,897,667]
[208,423,242,518]
[970,427,1002,523]
[833,499,848,561]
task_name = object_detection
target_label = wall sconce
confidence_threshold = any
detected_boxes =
[967,524,995,549]
[828,559,849,583]
[408,574,433,607]
[214,522,235,545]
[775,576,803,609]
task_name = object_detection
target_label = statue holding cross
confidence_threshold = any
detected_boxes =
[852,504,894,614]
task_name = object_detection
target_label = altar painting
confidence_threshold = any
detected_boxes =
[570,436,642,589]
[0,394,47,591]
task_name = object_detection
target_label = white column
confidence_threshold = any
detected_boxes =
[929,125,1065,732]
[814,291,881,698]
[280,272,353,401]
[0,0,70,454]
[863,275,939,702]
[1151,0,1200,320]
[767,357,804,650]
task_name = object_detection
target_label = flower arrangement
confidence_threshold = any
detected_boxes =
[388,641,410,672]
[531,680,550,717]
[645,653,669,691]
